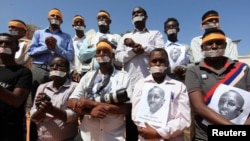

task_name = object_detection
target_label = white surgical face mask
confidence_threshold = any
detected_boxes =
[49,70,67,77]
[166,28,177,35]
[203,22,219,30]
[132,16,145,24]
[96,56,111,63]
[98,21,108,26]
[149,66,167,74]
[74,26,84,31]
[203,48,225,58]
[50,19,61,25]
[0,47,12,54]
[9,30,19,36]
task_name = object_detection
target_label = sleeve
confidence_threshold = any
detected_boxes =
[156,83,191,139]
[30,84,46,117]
[54,34,74,61]
[79,37,96,62]
[184,66,202,93]
[190,36,203,63]
[224,37,238,60]
[27,30,51,57]
[115,35,137,64]
[69,72,90,99]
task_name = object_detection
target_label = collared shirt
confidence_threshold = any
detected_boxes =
[189,36,238,63]
[131,75,191,141]
[70,68,132,141]
[30,79,78,141]
[28,27,74,65]
[164,40,190,69]
[78,31,121,70]
[115,28,164,87]
[71,35,87,73]
[185,58,250,140]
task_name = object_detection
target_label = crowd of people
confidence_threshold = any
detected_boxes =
[0,5,249,141]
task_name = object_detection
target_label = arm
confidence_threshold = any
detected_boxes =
[27,30,51,57]
[53,35,74,61]
[78,38,96,62]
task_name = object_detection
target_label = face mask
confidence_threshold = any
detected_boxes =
[203,22,219,30]
[0,47,12,54]
[132,16,145,24]
[98,21,108,26]
[203,48,225,58]
[149,66,167,74]
[49,70,66,77]
[166,29,177,35]
[74,26,84,31]
[50,19,61,25]
[9,30,19,36]
[96,56,111,63]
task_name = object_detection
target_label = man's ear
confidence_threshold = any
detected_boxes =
[200,45,204,51]
[177,27,180,32]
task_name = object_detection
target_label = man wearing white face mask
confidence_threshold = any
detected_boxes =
[185,28,250,141]
[78,10,121,72]
[163,17,190,81]
[131,48,191,141]
[27,8,74,140]
[0,33,32,141]
[70,15,88,82]
[30,56,78,141]
[115,6,164,140]
[189,10,238,63]
[67,40,132,141]
[8,19,33,70]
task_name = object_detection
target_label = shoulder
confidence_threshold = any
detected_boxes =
[191,35,202,41]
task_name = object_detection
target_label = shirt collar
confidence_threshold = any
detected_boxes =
[144,74,176,85]
[72,35,86,41]
[46,79,72,92]
[45,27,62,33]
[132,28,149,33]
[165,40,182,47]
[199,57,235,74]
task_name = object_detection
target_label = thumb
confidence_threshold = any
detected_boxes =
[144,122,150,127]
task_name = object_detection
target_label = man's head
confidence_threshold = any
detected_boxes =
[201,10,220,30]
[170,47,181,62]
[132,6,147,27]
[48,8,63,27]
[8,19,27,39]
[0,33,19,59]
[164,17,180,38]
[147,86,165,114]
[218,90,244,120]
[97,10,111,33]
[72,15,86,31]
[49,56,70,80]
[149,48,169,78]
[95,40,114,67]
[201,28,227,60]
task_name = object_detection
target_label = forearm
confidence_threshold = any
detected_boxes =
[47,106,67,122]
[102,103,131,115]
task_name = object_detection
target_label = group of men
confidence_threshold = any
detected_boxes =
[0,5,249,141]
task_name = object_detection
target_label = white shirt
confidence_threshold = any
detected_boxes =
[69,68,132,141]
[71,35,86,73]
[115,28,164,87]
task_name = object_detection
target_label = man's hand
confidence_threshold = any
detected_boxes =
[71,70,81,83]
[45,36,57,50]
[132,43,144,54]
[124,38,136,48]
[173,66,186,80]
[137,122,161,139]
[90,104,108,119]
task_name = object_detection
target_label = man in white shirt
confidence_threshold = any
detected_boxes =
[189,10,238,63]
[115,6,164,141]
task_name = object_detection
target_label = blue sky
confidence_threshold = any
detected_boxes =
[0,0,249,55]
